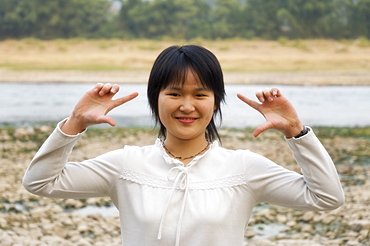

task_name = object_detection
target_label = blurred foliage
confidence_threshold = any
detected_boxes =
[314,126,370,139]
[0,0,369,40]
[0,0,111,39]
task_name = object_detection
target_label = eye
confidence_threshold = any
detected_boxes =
[168,93,180,97]
[195,94,207,97]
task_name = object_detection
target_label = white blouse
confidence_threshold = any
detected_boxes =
[23,121,344,246]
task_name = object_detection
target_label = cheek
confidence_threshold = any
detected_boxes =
[157,95,166,120]
[157,96,175,122]
[203,101,216,120]
[208,108,215,120]
[157,98,166,118]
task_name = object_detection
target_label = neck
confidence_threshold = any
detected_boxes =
[163,136,209,163]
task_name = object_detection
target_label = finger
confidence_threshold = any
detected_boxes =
[256,88,272,102]
[256,88,281,103]
[113,92,139,108]
[255,89,265,102]
[237,93,260,111]
[99,83,113,96]
[93,83,104,93]
[111,84,120,94]
[271,88,280,97]
[262,88,275,102]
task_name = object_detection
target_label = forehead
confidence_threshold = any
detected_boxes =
[164,69,210,90]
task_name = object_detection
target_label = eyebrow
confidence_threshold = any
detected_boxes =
[166,86,211,91]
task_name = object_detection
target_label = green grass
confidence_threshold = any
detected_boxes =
[357,36,370,47]
[313,126,370,139]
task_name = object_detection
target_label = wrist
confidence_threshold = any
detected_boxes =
[283,122,304,138]
[293,126,309,138]
[61,117,87,135]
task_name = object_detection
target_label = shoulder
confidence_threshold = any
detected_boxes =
[210,144,261,162]
[120,142,163,169]
[210,145,283,176]
[205,144,268,172]
[93,143,158,167]
[123,143,159,156]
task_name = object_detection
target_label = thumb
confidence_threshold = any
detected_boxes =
[253,121,273,137]
[96,115,117,127]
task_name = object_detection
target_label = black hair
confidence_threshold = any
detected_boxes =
[147,45,226,142]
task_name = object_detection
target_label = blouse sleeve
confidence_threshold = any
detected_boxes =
[246,127,344,211]
[22,120,124,199]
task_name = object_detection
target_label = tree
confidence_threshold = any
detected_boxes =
[0,0,369,40]
[0,0,111,39]
[211,0,245,39]
[119,0,208,39]
[281,0,332,38]
[349,0,370,38]
[319,0,354,39]
[0,0,39,38]
[244,0,282,39]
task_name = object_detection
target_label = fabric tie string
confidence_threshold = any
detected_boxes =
[157,166,189,246]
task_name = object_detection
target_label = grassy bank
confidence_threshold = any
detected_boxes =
[2,125,370,163]
[2,125,370,153]
[1,38,369,72]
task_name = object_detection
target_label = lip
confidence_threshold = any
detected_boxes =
[175,117,198,124]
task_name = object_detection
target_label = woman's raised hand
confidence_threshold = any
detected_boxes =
[61,83,138,135]
[237,88,303,138]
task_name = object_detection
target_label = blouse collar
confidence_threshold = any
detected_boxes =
[155,138,218,167]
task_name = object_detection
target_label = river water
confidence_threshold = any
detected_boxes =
[1,83,369,128]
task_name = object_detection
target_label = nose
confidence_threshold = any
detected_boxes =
[179,97,195,113]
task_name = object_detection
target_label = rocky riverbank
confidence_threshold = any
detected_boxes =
[0,125,369,245]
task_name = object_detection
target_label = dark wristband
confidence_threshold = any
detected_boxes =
[294,126,309,138]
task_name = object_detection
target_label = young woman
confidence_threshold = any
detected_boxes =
[23,45,344,246]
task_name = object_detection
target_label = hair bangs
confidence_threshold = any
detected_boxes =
[158,52,210,92]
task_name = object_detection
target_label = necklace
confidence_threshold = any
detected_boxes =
[163,141,210,161]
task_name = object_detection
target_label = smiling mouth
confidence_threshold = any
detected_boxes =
[176,117,198,123]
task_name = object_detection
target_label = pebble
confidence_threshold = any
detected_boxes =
[302,211,315,221]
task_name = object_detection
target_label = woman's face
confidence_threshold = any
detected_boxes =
[158,70,215,142]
